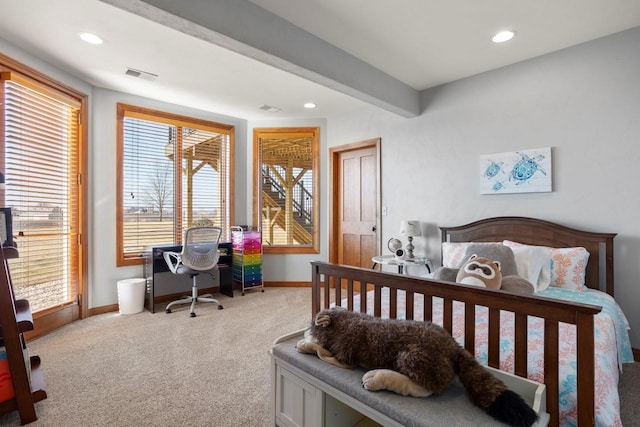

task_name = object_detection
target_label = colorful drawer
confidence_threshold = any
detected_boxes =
[231,226,264,295]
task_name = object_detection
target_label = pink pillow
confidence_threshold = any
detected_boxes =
[548,246,590,290]
[503,240,590,291]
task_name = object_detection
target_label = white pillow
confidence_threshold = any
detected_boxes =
[503,241,552,292]
[441,242,471,268]
[503,240,590,291]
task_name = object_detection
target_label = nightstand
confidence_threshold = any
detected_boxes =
[371,255,432,275]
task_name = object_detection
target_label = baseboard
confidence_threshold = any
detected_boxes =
[90,304,119,316]
[633,347,640,362]
[264,281,311,287]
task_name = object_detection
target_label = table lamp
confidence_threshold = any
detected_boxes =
[399,220,420,259]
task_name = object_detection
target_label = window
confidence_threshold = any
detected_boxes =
[253,127,319,254]
[117,104,234,266]
[1,69,85,316]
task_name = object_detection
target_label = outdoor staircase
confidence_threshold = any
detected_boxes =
[261,166,312,244]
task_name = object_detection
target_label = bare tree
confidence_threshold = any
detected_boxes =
[146,165,173,221]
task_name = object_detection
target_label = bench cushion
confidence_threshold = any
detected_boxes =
[272,335,508,427]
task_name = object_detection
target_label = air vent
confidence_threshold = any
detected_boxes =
[125,68,158,81]
[259,104,281,113]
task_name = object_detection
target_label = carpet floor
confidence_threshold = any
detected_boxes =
[619,361,640,426]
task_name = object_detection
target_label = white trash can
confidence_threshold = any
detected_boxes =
[117,278,146,314]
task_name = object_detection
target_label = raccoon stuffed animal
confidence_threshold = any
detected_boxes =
[296,308,537,427]
[456,254,502,289]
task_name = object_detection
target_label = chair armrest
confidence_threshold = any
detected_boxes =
[163,251,181,274]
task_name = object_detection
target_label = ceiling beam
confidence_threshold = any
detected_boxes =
[100,0,420,118]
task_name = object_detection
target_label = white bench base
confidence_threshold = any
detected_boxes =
[270,330,549,427]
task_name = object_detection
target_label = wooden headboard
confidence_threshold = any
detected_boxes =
[440,216,616,296]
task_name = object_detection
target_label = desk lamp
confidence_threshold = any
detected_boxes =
[399,220,420,259]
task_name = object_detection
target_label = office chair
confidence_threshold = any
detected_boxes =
[163,226,224,317]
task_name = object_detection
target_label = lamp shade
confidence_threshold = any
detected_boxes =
[399,220,421,237]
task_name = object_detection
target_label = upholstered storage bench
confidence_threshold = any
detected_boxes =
[270,331,549,427]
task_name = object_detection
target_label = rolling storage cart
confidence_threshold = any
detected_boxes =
[231,226,264,295]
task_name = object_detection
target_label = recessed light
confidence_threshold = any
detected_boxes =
[303,102,317,109]
[79,32,103,45]
[492,30,515,43]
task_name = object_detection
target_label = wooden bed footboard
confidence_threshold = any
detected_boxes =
[311,261,602,427]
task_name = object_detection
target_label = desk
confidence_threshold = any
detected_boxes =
[144,242,233,313]
[371,255,432,275]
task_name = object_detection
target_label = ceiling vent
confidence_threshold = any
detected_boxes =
[125,68,158,81]
[259,104,281,113]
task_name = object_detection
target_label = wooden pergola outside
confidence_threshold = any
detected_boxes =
[259,134,314,245]
[165,129,228,236]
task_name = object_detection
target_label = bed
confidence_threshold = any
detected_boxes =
[311,217,633,427]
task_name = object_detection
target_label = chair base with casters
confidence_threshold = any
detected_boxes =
[165,272,224,317]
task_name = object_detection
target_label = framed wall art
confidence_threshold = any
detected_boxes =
[480,147,552,194]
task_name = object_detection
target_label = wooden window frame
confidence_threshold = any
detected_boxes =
[253,127,319,254]
[0,52,88,328]
[116,103,234,266]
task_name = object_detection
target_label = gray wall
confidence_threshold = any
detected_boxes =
[326,27,640,347]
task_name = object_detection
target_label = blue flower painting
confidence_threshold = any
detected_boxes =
[480,147,552,194]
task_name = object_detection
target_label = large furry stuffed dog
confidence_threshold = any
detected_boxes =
[296,308,537,427]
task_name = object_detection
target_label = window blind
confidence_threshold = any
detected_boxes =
[117,104,233,266]
[1,72,80,312]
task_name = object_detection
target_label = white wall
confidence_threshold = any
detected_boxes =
[326,27,640,347]
[0,39,93,98]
